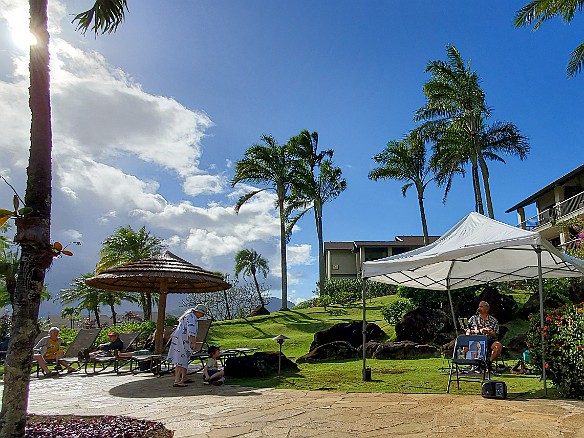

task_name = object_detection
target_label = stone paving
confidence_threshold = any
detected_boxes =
[6,370,584,437]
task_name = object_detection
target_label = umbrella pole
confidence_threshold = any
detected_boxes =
[155,280,168,355]
[362,278,369,381]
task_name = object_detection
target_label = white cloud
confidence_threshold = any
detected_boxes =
[183,174,226,196]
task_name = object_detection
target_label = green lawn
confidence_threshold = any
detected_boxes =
[206,296,553,398]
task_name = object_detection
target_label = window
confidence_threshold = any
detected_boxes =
[364,248,387,262]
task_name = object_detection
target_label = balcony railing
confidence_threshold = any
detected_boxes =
[557,238,580,253]
[517,190,584,230]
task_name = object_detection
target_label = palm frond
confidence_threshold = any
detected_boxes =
[234,189,265,214]
[73,0,129,36]
[567,40,584,77]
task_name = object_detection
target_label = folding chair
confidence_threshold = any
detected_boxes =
[447,334,491,392]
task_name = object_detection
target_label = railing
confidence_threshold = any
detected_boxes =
[557,238,580,253]
[517,190,584,230]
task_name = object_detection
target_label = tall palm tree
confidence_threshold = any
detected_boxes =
[231,135,300,310]
[515,1,584,77]
[1,2,129,435]
[98,225,165,321]
[415,44,490,216]
[431,118,529,216]
[287,130,346,295]
[369,130,434,245]
[234,249,270,306]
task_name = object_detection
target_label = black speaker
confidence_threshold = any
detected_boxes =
[481,380,507,399]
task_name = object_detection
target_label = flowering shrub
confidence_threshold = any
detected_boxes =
[558,217,584,259]
[526,303,584,398]
[380,298,415,324]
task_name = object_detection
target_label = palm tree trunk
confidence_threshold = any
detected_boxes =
[251,272,264,306]
[314,201,326,294]
[471,161,484,214]
[478,154,495,219]
[278,198,288,310]
[109,304,117,326]
[94,306,101,328]
[146,292,152,321]
[0,1,53,435]
[416,185,429,245]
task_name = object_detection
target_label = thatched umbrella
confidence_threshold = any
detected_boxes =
[85,251,231,354]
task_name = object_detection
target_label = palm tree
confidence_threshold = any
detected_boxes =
[59,273,105,328]
[369,130,434,245]
[60,307,81,329]
[415,44,490,216]
[231,135,300,310]
[1,2,129,435]
[286,131,346,295]
[234,249,270,306]
[431,118,529,216]
[98,225,165,320]
[515,1,584,77]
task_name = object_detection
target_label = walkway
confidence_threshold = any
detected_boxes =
[13,372,584,437]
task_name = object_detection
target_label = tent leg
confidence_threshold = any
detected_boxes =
[447,287,458,336]
[536,246,547,396]
[362,278,369,381]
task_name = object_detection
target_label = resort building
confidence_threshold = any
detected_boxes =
[324,236,439,280]
[506,163,584,251]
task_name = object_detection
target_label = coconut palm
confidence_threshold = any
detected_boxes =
[59,273,105,328]
[515,1,584,77]
[98,225,165,320]
[369,130,434,245]
[231,135,300,310]
[1,2,130,434]
[234,249,270,306]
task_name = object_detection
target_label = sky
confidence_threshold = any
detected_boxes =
[0,0,582,317]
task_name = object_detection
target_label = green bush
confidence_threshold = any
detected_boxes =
[321,278,396,306]
[397,285,480,308]
[526,303,584,399]
[95,321,156,346]
[293,299,314,310]
[380,298,415,324]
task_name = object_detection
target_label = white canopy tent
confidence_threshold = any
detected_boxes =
[361,212,584,393]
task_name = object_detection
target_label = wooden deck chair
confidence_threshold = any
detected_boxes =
[447,334,491,392]
[128,325,177,374]
[83,331,140,375]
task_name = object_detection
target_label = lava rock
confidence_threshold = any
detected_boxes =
[224,351,297,377]
[296,341,357,363]
[309,321,384,351]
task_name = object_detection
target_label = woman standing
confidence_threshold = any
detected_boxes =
[167,304,208,387]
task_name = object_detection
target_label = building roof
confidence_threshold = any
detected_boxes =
[506,163,584,213]
[324,236,439,251]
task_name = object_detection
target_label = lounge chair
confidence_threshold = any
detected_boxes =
[83,331,141,375]
[33,328,100,377]
[129,325,176,374]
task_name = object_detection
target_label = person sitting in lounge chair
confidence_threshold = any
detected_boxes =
[33,327,76,376]
[79,331,124,361]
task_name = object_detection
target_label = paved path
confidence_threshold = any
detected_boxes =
[7,371,584,437]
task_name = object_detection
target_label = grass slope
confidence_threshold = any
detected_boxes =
[208,296,551,398]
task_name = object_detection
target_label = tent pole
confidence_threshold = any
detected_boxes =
[447,286,458,336]
[536,246,547,396]
[362,278,368,380]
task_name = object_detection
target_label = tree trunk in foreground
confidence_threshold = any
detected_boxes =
[0,1,53,436]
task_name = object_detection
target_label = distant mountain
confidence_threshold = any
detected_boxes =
[266,297,295,312]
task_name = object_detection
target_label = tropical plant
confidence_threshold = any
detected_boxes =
[231,135,301,310]
[416,44,529,218]
[380,298,415,324]
[1,1,130,435]
[515,1,584,77]
[234,249,270,306]
[369,130,434,245]
[287,130,346,295]
[60,307,82,329]
[59,273,106,328]
[98,225,165,320]
[526,303,584,398]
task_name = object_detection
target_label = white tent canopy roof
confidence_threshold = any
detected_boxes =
[363,212,584,290]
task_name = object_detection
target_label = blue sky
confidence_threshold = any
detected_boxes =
[0,0,582,316]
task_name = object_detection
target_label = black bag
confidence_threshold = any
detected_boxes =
[138,359,152,371]
[481,380,507,399]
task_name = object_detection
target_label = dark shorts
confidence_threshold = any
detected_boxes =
[208,369,220,377]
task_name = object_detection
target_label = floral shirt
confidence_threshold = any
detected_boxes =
[468,314,499,339]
